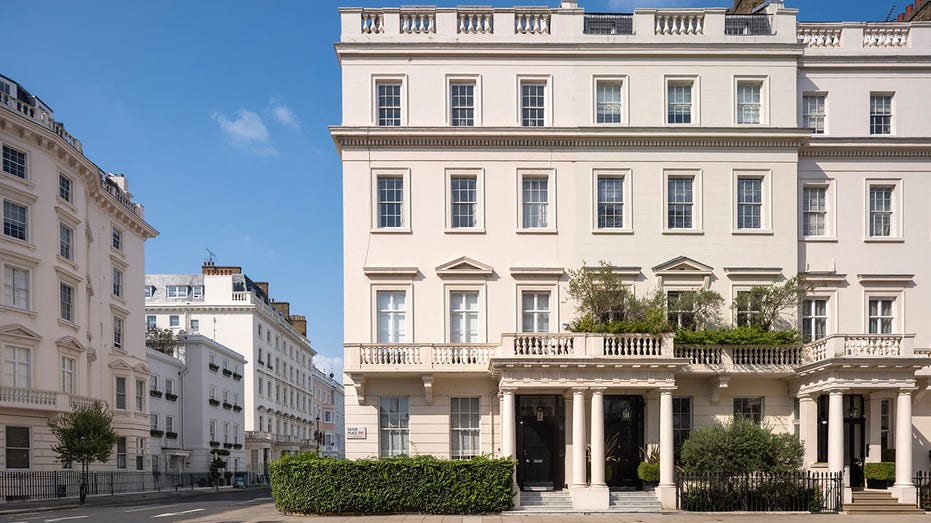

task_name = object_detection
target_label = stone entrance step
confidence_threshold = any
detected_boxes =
[512,491,574,513]
[847,490,925,515]
[608,490,663,513]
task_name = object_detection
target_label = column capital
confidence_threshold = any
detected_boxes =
[500,387,517,394]
[898,387,919,394]
[590,387,607,394]
[796,393,816,401]
[571,386,588,394]
[659,386,677,394]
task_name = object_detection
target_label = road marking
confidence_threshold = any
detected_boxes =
[45,517,89,523]
[234,497,272,505]
[151,509,205,518]
[125,504,179,513]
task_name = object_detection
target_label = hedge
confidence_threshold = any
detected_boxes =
[637,462,660,483]
[864,462,895,481]
[270,453,515,514]
[675,326,801,346]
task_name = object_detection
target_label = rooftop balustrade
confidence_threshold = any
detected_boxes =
[0,387,106,412]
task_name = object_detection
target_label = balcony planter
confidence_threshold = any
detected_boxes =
[208,363,220,372]
[209,440,220,448]
[149,390,163,398]
[222,369,233,377]
[223,442,234,449]
[232,373,242,381]
[232,405,243,412]
[165,431,178,439]
[165,392,178,402]
[222,402,233,410]
[211,448,230,456]
[150,429,164,437]
[209,398,220,407]
[233,443,243,450]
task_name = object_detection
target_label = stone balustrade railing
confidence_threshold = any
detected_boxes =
[675,345,802,370]
[803,334,916,364]
[348,343,496,371]
[797,24,842,48]
[655,12,704,35]
[0,92,83,153]
[864,26,910,47]
[458,9,494,35]
[400,9,436,34]
[0,387,108,412]
[798,23,915,50]
[514,9,550,35]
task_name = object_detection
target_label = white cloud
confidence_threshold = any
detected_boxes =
[212,109,277,156]
[314,354,344,378]
[270,99,301,129]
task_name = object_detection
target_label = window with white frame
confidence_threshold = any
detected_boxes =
[736,290,763,327]
[192,285,204,298]
[673,397,692,451]
[112,267,123,298]
[136,379,145,411]
[324,410,333,423]
[60,282,74,323]
[3,200,28,241]
[736,176,763,230]
[190,319,199,332]
[450,81,475,126]
[449,291,479,343]
[169,315,179,328]
[595,80,623,124]
[870,93,892,135]
[450,174,478,229]
[667,80,693,124]
[166,285,188,298]
[451,397,480,459]
[59,174,73,202]
[144,286,153,299]
[61,356,75,393]
[4,265,30,310]
[2,145,26,179]
[112,227,122,251]
[520,80,546,127]
[146,315,156,330]
[376,81,402,126]
[733,397,763,424]
[666,290,696,330]
[5,427,30,469]
[736,81,762,124]
[115,377,126,409]
[113,316,124,349]
[116,437,126,469]
[521,176,549,229]
[667,176,694,229]
[166,416,174,433]
[596,174,624,229]
[521,291,551,333]
[379,397,409,457]
[868,185,894,238]
[376,291,406,343]
[151,413,159,431]
[801,298,828,342]
[59,223,73,260]
[4,346,30,388]
[802,185,827,237]
[165,378,173,395]
[150,375,159,392]
[880,400,891,450]
[377,175,404,229]
[803,94,826,134]
[868,298,894,334]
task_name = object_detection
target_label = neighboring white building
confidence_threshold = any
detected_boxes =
[0,75,158,471]
[147,334,246,476]
[312,366,345,458]
[335,0,931,511]
[145,263,316,478]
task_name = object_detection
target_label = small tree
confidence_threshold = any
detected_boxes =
[146,327,180,355]
[48,401,118,504]
[566,261,632,323]
[680,417,803,475]
[733,275,812,331]
[668,289,725,331]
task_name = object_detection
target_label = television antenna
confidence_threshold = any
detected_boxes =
[885,5,897,21]
[205,248,216,264]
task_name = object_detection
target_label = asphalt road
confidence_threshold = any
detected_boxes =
[0,488,272,523]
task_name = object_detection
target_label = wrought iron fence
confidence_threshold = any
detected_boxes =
[0,471,217,503]
[583,13,633,35]
[724,14,771,35]
[915,470,931,510]
[676,470,843,513]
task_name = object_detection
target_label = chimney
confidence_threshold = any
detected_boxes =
[201,262,242,276]
[288,314,307,336]
[559,0,578,7]
[899,13,906,21]
[272,301,291,318]
[907,4,914,17]
[255,281,269,296]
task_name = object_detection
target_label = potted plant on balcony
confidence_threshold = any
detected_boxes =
[209,440,220,448]
[233,443,243,449]
[232,372,242,381]
[165,431,178,439]
[165,392,178,401]
[864,462,896,489]
[208,398,220,407]
[149,389,163,398]
[637,446,660,489]
[232,404,243,412]
[208,362,220,372]
[150,429,164,437]
[222,368,233,377]
[222,401,233,410]
[211,448,230,456]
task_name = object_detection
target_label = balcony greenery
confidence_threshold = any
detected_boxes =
[222,368,233,377]
[165,431,178,439]
[270,454,514,514]
[209,440,220,448]
[675,326,801,346]
[208,363,220,372]
[165,392,178,401]
[223,442,234,449]
[208,398,220,407]
[222,402,233,410]
[146,327,181,355]
[233,372,243,381]
[233,405,243,412]
[150,429,164,437]
[210,448,230,456]
[149,389,163,398]
[233,443,243,449]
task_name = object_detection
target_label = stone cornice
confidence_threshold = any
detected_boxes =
[330,126,810,152]
[801,138,931,158]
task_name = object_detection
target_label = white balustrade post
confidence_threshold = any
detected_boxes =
[572,388,587,487]
[590,389,606,487]
[502,389,516,459]
[892,389,916,503]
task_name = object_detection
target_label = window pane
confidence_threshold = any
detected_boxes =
[803,95,825,134]
[667,82,692,124]
[377,83,402,126]
[4,266,30,309]
[2,146,27,179]
[376,291,406,343]
[450,82,475,126]
[521,83,546,127]
[802,187,826,236]
[869,186,893,237]
[870,95,892,135]
[450,176,477,228]
[736,83,761,124]
[736,177,762,229]
[378,177,404,228]
[522,177,548,228]
[3,201,28,241]
[667,178,693,229]
[521,291,550,333]
[450,291,480,343]
[597,177,624,229]
[596,81,622,124]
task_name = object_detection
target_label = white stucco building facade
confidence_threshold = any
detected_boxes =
[334,0,931,510]
[0,75,158,471]
[144,263,316,478]
[311,366,345,458]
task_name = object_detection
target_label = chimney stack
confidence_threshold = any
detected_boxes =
[201,262,242,275]
[907,4,914,17]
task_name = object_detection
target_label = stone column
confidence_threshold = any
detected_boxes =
[893,389,914,497]
[659,388,674,488]
[502,389,516,459]
[590,389,605,487]
[827,390,844,474]
[572,388,587,487]
[798,394,818,466]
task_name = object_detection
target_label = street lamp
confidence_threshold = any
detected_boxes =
[315,416,321,451]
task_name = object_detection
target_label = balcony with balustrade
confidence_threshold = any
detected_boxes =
[0,386,103,413]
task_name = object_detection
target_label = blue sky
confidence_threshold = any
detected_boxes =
[4,0,895,375]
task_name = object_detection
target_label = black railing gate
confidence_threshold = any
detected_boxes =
[676,470,844,513]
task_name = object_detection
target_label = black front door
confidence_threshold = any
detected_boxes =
[516,395,564,491]
[604,395,645,490]
[845,395,866,489]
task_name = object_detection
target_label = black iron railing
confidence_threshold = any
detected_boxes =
[725,14,772,35]
[0,471,218,502]
[584,13,633,35]
[915,471,931,510]
[676,470,843,513]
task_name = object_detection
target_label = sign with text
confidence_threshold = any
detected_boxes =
[346,426,367,439]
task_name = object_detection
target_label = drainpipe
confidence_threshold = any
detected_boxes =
[178,336,190,471]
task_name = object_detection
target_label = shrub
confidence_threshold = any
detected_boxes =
[675,326,801,346]
[680,417,803,475]
[270,453,515,514]
[637,462,660,483]
[864,462,895,481]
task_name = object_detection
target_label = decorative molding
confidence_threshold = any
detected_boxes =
[802,271,847,285]
[857,273,915,285]
[363,266,419,278]
[509,267,564,279]
[723,267,783,278]
[435,256,493,278]
[0,324,42,342]
[582,265,641,278]
[56,336,86,354]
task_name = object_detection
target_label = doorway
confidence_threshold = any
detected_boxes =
[845,395,865,489]
[604,395,645,490]
[516,395,564,491]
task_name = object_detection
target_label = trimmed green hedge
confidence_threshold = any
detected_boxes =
[864,462,895,481]
[270,453,515,514]
[675,326,801,346]
[637,462,660,483]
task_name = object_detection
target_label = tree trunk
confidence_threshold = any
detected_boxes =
[80,462,88,505]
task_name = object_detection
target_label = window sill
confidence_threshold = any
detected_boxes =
[2,235,37,252]
[516,229,558,235]
[57,196,79,214]
[800,236,838,243]
[591,229,634,235]
[864,237,905,243]
[57,255,81,273]
[58,318,80,332]
[370,228,412,234]
[662,229,703,235]
[112,294,127,307]
[0,304,37,319]
[731,229,774,236]
[444,228,485,234]
[0,171,35,190]
[592,122,629,127]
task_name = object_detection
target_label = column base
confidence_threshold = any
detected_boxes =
[570,485,609,511]
[656,483,677,510]
[891,484,917,505]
